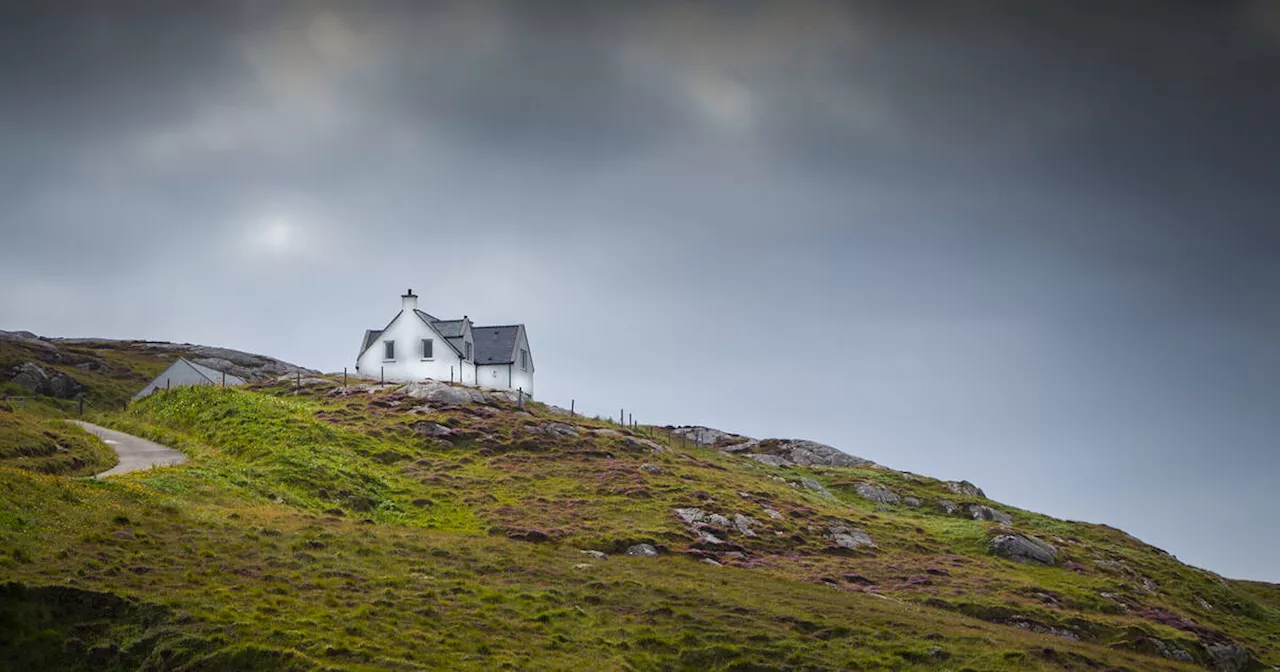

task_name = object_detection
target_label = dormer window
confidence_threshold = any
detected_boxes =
[422,339,433,359]
[384,341,395,360]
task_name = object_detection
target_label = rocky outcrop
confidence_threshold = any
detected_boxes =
[945,480,986,498]
[625,543,658,557]
[991,534,1057,565]
[854,482,901,505]
[399,380,490,404]
[826,525,875,550]
[672,426,876,469]
[970,505,1013,525]
[746,439,875,468]
[8,362,84,399]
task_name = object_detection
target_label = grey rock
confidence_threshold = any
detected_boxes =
[1146,638,1194,663]
[991,534,1058,565]
[700,558,723,567]
[1205,643,1252,672]
[969,505,1013,525]
[721,439,759,453]
[0,330,57,349]
[579,550,607,560]
[540,422,579,438]
[799,478,832,497]
[827,525,876,550]
[410,421,454,438]
[9,362,84,399]
[733,514,759,537]
[903,496,922,507]
[744,453,792,467]
[639,463,663,474]
[945,480,986,498]
[626,543,659,557]
[674,508,706,525]
[938,500,959,514]
[671,426,751,447]
[706,513,732,527]
[854,482,901,505]
[399,380,489,404]
[698,531,725,545]
[10,362,49,393]
[763,508,784,520]
[622,436,666,453]
[751,439,875,468]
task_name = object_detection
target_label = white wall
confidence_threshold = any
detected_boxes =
[355,309,474,384]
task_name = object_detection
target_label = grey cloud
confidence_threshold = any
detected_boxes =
[2,1,1279,582]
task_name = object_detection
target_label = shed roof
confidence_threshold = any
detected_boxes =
[183,357,247,386]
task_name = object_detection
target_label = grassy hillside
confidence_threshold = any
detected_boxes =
[0,401,116,476]
[0,373,1274,670]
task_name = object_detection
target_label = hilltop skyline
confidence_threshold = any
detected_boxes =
[2,2,1279,581]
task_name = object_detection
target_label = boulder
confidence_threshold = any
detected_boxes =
[539,422,579,438]
[579,550,607,560]
[970,505,1013,525]
[799,478,832,497]
[1205,643,1253,672]
[410,421,454,438]
[674,508,706,525]
[945,480,986,498]
[854,482,901,505]
[991,534,1057,565]
[938,500,960,514]
[9,362,84,399]
[733,514,759,537]
[827,525,876,550]
[903,496,921,507]
[625,543,659,557]
[399,380,489,404]
[639,463,663,474]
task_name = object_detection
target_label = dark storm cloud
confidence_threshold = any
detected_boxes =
[2,1,1279,581]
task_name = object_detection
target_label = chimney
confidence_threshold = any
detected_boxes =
[401,288,418,311]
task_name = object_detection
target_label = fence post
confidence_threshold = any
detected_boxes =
[167,378,170,390]
[450,366,454,383]
[343,367,347,387]
[570,399,575,417]
[518,387,524,409]
[381,366,384,384]
[296,370,301,390]
[221,371,226,388]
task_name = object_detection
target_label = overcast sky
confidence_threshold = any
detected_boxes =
[3,1,1279,582]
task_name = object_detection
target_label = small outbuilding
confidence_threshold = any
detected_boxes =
[133,357,245,400]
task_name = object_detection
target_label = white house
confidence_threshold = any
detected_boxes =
[134,357,246,400]
[355,289,534,396]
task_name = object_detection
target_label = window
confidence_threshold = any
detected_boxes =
[422,339,433,359]
[520,349,528,370]
[465,341,472,360]
[384,341,395,360]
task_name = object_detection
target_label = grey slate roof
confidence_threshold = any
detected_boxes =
[361,329,383,355]
[430,318,466,338]
[473,325,523,365]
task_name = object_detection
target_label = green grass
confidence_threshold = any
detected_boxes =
[0,402,116,476]
[0,354,1275,670]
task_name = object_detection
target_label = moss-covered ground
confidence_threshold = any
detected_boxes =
[0,348,1276,670]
